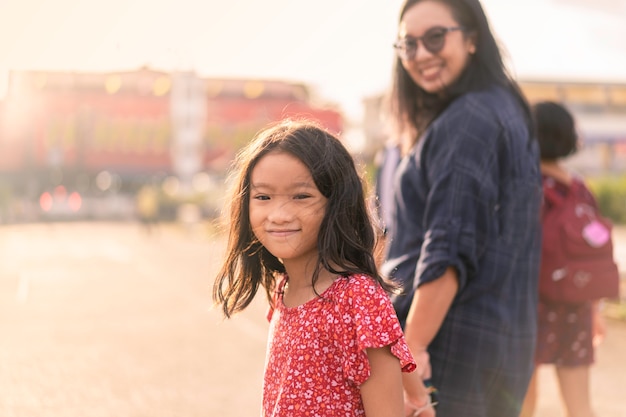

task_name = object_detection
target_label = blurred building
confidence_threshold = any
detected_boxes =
[0,68,343,222]
[520,80,626,174]
[362,80,626,174]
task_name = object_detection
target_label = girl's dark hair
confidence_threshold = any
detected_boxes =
[213,119,394,318]
[389,0,533,141]
[533,101,578,161]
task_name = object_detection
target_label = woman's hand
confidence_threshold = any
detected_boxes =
[402,371,437,417]
[404,390,436,417]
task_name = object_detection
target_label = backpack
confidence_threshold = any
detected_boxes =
[539,177,620,304]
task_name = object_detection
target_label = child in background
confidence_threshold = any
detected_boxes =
[521,101,605,417]
[213,120,434,417]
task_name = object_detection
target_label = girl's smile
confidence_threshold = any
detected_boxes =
[267,229,299,236]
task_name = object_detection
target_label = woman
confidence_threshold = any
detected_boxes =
[382,1,543,416]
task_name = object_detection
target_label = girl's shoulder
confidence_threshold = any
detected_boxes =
[329,274,386,300]
[333,272,375,286]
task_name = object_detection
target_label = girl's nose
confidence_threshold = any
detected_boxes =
[267,200,294,223]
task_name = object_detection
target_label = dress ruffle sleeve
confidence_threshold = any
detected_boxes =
[336,275,416,386]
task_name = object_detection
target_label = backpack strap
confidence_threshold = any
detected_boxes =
[543,176,590,207]
[568,177,585,196]
[543,177,567,207]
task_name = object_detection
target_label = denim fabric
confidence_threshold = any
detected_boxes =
[382,85,542,417]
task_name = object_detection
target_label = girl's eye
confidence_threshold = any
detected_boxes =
[294,194,311,200]
[253,195,270,201]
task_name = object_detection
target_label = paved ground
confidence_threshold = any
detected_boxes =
[0,222,624,416]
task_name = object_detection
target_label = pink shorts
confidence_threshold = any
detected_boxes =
[534,300,594,367]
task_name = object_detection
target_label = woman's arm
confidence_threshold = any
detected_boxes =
[399,267,456,415]
[361,346,405,417]
[404,267,458,378]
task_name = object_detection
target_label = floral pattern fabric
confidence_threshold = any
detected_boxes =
[263,274,415,417]
[535,300,594,366]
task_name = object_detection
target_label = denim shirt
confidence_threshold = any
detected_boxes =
[383,85,542,337]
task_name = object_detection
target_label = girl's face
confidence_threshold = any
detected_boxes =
[398,0,476,94]
[249,151,327,269]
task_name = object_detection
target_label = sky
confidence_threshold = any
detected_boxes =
[1,0,626,120]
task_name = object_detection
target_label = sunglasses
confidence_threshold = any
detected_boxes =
[394,26,464,60]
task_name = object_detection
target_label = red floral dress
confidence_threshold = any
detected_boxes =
[263,274,415,417]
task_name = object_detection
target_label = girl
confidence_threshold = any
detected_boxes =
[213,120,433,417]
[520,101,604,417]
[384,0,542,416]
